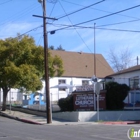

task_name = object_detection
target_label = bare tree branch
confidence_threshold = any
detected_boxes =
[107,47,132,72]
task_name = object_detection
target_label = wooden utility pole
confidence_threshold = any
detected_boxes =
[42,0,52,124]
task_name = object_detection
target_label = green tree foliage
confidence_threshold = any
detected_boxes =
[49,45,55,50]
[58,95,74,111]
[105,81,130,110]
[56,45,65,51]
[0,35,64,111]
[49,45,65,51]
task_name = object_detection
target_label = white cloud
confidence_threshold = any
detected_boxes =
[0,22,41,39]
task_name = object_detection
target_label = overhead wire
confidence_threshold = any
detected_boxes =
[96,27,140,33]
[17,0,104,41]
[47,22,140,33]
[96,19,140,27]
[57,0,105,20]
[37,0,57,46]
[49,4,140,33]
[58,1,112,71]
[58,0,93,53]
[0,3,40,27]
[61,0,140,20]
[0,0,12,5]
[8,2,140,43]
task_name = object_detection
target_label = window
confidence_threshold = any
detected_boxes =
[129,76,139,90]
[58,79,66,91]
[82,80,89,86]
[58,79,66,84]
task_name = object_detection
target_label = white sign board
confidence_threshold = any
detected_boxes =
[95,82,100,95]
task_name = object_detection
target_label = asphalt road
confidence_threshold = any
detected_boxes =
[0,116,140,140]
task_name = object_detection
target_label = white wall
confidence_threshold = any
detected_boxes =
[111,70,140,104]
[0,77,96,103]
[41,77,93,102]
[37,77,90,102]
[52,111,140,122]
[113,70,140,86]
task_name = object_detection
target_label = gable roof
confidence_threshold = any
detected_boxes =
[108,65,140,76]
[50,50,114,78]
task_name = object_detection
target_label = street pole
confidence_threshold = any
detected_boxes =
[0,88,1,110]
[42,0,52,124]
[94,23,96,77]
[93,23,96,111]
[36,0,57,124]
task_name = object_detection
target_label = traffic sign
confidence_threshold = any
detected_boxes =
[95,82,100,95]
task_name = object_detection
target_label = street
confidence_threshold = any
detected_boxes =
[0,116,140,140]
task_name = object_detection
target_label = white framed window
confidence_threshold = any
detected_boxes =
[58,79,66,91]
[58,79,66,84]
[129,76,139,90]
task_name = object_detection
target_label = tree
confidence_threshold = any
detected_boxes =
[0,35,64,111]
[49,45,55,50]
[105,81,130,110]
[107,47,132,72]
[56,45,65,51]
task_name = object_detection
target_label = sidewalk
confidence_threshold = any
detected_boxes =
[0,109,140,125]
[0,110,98,125]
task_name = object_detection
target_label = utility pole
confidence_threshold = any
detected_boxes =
[36,0,57,124]
[42,0,52,124]
[37,0,52,124]
[137,56,139,65]
[94,23,96,76]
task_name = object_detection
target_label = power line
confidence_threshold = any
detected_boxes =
[97,19,140,27]
[51,0,112,71]
[14,25,43,39]
[50,4,140,33]
[96,27,140,33]
[58,0,93,53]
[0,0,12,6]
[7,1,140,40]
[6,3,140,45]
[37,0,57,46]
[61,0,140,20]
[57,0,105,19]
[47,0,58,4]
[47,22,140,33]
[0,3,40,27]
[12,20,140,40]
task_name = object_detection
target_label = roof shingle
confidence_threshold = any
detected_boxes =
[50,50,114,78]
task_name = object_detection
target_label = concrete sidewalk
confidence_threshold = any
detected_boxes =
[0,109,140,125]
[0,110,99,125]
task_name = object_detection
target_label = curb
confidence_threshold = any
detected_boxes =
[19,118,43,125]
[101,121,140,125]
[0,112,43,125]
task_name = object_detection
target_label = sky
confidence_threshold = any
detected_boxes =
[1,0,140,68]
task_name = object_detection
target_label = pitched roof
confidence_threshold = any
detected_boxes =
[50,50,114,78]
[108,65,140,76]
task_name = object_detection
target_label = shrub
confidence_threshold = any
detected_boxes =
[105,81,130,110]
[58,94,74,111]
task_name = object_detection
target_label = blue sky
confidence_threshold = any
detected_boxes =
[1,0,140,66]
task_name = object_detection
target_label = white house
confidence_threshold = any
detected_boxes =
[0,50,114,104]
[106,65,140,108]
[47,50,114,101]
